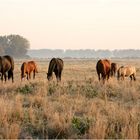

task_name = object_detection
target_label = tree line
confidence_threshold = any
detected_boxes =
[0,35,30,58]
[1,34,140,58]
[28,49,140,58]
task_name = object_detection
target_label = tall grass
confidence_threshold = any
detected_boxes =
[0,59,140,138]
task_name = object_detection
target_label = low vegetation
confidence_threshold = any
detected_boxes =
[0,58,140,139]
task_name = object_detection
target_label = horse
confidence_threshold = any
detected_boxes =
[117,66,136,81]
[0,55,14,83]
[96,59,111,84]
[47,58,64,82]
[21,61,38,80]
[110,62,118,77]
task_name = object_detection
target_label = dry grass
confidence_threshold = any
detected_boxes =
[0,58,140,138]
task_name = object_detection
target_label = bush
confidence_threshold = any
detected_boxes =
[72,117,90,135]
[17,83,37,95]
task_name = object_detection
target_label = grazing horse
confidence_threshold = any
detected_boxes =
[96,59,111,84]
[0,55,14,83]
[21,61,38,80]
[110,63,118,77]
[117,66,136,81]
[47,58,64,82]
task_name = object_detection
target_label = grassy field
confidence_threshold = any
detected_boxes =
[0,58,140,139]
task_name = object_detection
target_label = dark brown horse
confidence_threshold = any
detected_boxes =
[47,58,64,82]
[21,61,38,80]
[117,66,136,81]
[96,59,111,84]
[110,62,118,77]
[0,55,14,82]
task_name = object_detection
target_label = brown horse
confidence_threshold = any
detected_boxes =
[96,59,111,84]
[117,66,136,81]
[110,62,118,77]
[21,61,38,80]
[0,55,14,83]
[47,58,64,82]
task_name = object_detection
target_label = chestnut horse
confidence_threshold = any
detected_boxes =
[0,55,14,83]
[21,61,38,80]
[47,58,63,82]
[117,66,136,81]
[96,59,111,84]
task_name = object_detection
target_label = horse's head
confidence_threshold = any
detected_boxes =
[21,73,26,80]
[47,73,53,81]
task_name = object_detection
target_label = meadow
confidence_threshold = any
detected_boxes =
[0,58,140,139]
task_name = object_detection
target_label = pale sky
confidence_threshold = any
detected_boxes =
[0,0,140,50]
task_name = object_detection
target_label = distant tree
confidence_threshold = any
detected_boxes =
[0,36,7,55]
[0,46,5,55]
[0,34,30,58]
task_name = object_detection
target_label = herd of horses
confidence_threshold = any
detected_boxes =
[96,59,136,84]
[0,55,137,84]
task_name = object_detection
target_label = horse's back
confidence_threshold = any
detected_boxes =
[118,66,136,76]
[125,66,136,76]
[1,56,13,71]
[3,55,14,70]
[27,61,38,72]
[96,59,111,74]
[56,58,64,70]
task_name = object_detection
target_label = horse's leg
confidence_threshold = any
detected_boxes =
[33,70,35,79]
[98,73,101,81]
[1,74,3,82]
[27,73,29,80]
[133,74,136,81]
[11,71,14,83]
[55,70,59,82]
[130,75,133,81]
[102,74,106,84]
[8,70,14,83]
[4,73,7,83]
[107,73,110,81]
[29,72,31,79]
[58,71,62,81]
[122,75,125,80]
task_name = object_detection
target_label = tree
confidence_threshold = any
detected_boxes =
[0,34,30,58]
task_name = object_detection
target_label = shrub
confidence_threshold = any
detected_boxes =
[17,83,37,95]
[72,117,90,135]
[80,84,98,98]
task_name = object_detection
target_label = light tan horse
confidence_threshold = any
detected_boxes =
[21,61,38,80]
[117,66,136,81]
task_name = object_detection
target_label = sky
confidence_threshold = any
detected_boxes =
[0,0,140,50]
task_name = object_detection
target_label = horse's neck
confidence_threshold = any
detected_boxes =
[48,62,56,75]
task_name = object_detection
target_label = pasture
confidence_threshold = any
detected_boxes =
[0,58,140,139]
